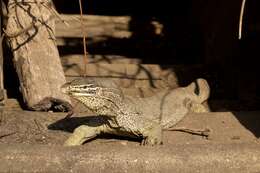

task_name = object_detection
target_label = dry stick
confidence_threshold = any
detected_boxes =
[238,0,247,40]
[166,127,211,137]
[0,132,16,139]
[99,127,210,144]
[78,0,88,76]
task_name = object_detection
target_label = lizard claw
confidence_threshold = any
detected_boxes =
[141,137,163,146]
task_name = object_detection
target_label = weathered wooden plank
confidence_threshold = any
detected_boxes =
[4,0,71,111]
[63,63,177,89]
[55,14,131,39]
[61,54,141,64]
[62,60,203,89]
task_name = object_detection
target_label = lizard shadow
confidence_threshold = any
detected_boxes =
[48,115,110,133]
[48,116,141,142]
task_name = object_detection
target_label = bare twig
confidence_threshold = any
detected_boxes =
[78,0,88,76]
[239,0,247,39]
[166,127,211,137]
[0,131,16,139]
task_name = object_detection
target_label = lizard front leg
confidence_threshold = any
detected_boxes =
[64,124,107,146]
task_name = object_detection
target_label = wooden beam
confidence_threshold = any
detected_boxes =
[55,15,131,39]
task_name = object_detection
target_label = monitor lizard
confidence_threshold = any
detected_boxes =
[61,78,210,146]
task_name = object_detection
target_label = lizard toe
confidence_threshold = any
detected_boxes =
[141,136,162,146]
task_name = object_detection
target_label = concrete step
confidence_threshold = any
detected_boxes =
[1,142,260,173]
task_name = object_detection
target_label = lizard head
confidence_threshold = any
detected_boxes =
[61,78,124,111]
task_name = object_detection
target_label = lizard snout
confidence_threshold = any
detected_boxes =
[61,83,69,94]
[61,87,68,94]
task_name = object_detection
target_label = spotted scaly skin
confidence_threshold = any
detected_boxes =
[61,78,210,146]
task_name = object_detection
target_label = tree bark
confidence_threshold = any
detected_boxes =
[0,0,6,104]
[4,0,71,111]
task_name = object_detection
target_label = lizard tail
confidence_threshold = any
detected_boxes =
[186,78,210,103]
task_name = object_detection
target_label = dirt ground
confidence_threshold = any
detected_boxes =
[1,104,260,172]
[1,101,260,146]
[2,107,260,147]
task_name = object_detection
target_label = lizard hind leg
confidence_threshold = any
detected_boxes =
[64,125,104,146]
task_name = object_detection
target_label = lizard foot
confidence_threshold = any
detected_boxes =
[141,125,163,146]
[141,136,163,146]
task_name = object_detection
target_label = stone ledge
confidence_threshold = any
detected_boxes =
[0,142,259,173]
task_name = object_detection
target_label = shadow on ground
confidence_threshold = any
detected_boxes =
[232,111,260,138]
[48,116,141,143]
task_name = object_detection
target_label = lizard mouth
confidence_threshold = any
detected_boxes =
[62,88,97,97]
[70,90,97,97]
[61,83,98,97]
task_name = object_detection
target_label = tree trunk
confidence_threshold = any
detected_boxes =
[4,0,71,111]
[0,0,6,104]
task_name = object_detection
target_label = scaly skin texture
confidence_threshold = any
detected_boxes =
[61,78,210,146]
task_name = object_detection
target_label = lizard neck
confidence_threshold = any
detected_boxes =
[96,101,123,117]
[73,94,132,118]
[97,97,135,119]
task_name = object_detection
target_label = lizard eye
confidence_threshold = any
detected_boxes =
[83,84,95,88]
